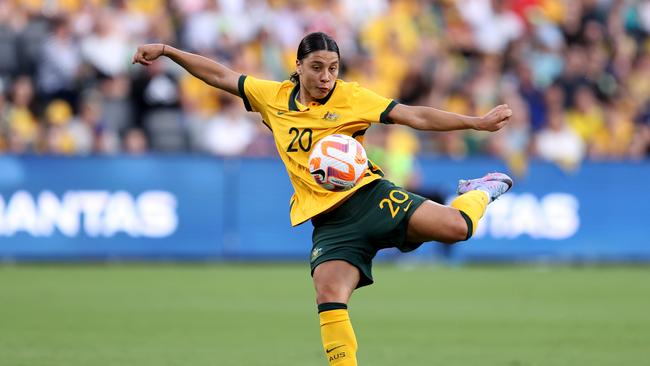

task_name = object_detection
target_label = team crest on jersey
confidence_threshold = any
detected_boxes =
[322,111,340,122]
[311,247,323,262]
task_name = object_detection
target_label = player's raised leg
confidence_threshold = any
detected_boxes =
[406,172,512,243]
[313,260,360,366]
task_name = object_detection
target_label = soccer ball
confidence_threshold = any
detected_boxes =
[308,134,368,192]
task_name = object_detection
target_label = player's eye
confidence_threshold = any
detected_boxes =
[329,66,337,72]
[312,66,320,71]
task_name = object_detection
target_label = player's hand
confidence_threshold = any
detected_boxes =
[132,44,166,66]
[476,104,512,131]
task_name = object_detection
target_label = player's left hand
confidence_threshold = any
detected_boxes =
[476,104,512,132]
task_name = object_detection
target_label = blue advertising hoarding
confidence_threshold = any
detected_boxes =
[412,158,650,262]
[0,156,648,262]
[0,156,225,260]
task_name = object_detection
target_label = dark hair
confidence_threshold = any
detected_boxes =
[289,32,340,84]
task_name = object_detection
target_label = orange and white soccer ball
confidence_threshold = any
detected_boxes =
[308,134,368,192]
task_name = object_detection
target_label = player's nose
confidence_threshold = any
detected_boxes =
[321,71,331,83]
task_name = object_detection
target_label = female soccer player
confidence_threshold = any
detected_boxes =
[133,32,513,366]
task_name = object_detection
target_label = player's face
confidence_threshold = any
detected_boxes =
[296,50,339,102]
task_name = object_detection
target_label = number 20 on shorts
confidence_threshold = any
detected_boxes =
[379,189,412,219]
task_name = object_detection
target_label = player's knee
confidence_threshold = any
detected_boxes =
[444,214,470,244]
[456,216,472,242]
[315,282,349,304]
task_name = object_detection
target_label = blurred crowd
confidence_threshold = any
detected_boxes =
[0,0,648,173]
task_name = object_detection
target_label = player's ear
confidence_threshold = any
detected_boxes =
[295,59,302,75]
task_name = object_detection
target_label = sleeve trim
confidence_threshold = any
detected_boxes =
[379,100,398,124]
[351,128,368,139]
[238,74,252,112]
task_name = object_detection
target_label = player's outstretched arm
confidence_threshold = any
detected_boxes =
[388,103,512,132]
[132,44,240,96]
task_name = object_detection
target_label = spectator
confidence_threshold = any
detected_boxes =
[200,93,256,156]
[566,84,605,144]
[80,9,131,78]
[42,99,75,155]
[589,99,636,160]
[0,3,21,85]
[534,108,586,169]
[36,16,81,108]
[67,90,119,155]
[515,62,547,132]
[131,57,185,152]
[456,0,525,55]
[123,127,148,155]
[5,76,39,154]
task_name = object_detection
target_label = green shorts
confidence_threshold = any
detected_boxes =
[310,179,428,288]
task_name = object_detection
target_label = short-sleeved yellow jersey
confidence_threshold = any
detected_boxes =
[238,75,397,226]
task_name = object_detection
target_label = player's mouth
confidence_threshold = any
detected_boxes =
[317,86,330,94]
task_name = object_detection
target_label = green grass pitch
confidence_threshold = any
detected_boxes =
[1,264,649,366]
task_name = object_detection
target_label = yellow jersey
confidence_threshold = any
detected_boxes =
[238,75,397,226]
